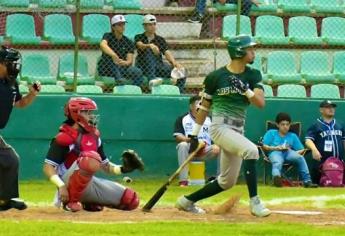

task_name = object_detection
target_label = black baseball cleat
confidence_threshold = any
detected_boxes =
[273,176,283,187]
[0,199,27,211]
[303,182,318,188]
[188,13,203,23]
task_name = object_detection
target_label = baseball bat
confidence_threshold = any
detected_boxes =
[142,142,206,212]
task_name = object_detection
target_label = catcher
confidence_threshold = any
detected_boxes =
[43,97,144,212]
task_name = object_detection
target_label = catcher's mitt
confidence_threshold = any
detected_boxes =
[121,149,144,173]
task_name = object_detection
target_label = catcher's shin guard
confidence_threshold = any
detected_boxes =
[67,151,101,211]
[118,188,139,211]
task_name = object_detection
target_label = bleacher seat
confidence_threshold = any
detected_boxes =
[333,52,345,84]
[251,0,278,12]
[113,0,142,9]
[213,2,237,11]
[321,17,345,46]
[255,15,289,45]
[222,15,252,39]
[152,85,180,95]
[44,14,75,45]
[82,14,110,44]
[266,51,301,84]
[263,84,273,97]
[300,51,335,84]
[80,0,104,9]
[58,53,95,85]
[21,54,55,84]
[6,14,41,45]
[124,14,144,41]
[19,84,29,94]
[277,84,306,98]
[311,84,340,99]
[40,85,65,94]
[113,85,142,95]
[288,16,322,45]
[2,0,30,7]
[38,0,66,8]
[311,0,343,14]
[278,0,310,13]
[76,85,103,94]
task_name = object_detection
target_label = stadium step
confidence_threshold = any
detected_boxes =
[156,22,202,39]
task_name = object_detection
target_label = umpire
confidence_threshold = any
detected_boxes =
[0,46,40,211]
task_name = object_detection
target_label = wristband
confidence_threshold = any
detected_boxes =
[50,174,65,188]
[244,89,255,98]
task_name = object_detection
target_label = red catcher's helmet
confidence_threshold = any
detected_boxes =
[64,97,98,132]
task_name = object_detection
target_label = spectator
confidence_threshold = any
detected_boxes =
[135,14,186,93]
[262,113,317,188]
[173,95,219,186]
[305,100,345,184]
[189,0,261,23]
[98,15,144,86]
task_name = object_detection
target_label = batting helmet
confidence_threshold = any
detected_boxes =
[227,35,256,59]
[64,97,99,132]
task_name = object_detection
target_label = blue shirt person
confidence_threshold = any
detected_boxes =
[263,113,317,188]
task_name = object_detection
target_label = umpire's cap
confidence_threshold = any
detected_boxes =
[0,46,20,62]
[227,35,256,59]
[320,100,337,108]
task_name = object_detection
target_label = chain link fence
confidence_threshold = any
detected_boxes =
[0,0,344,98]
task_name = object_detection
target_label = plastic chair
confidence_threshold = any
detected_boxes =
[124,14,144,41]
[277,84,306,98]
[310,0,343,14]
[255,15,289,45]
[333,51,345,84]
[263,84,273,97]
[300,51,335,84]
[5,14,41,45]
[19,84,29,94]
[2,0,30,7]
[38,0,66,8]
[222,15,252,40]
[113,85,142,95]
[82,14,110,44]
[278,0,310,13]
[288,16,322,45]
[58,53,95,85]
[76,85,103,94]
[321,17,345,46]
[310,84,340,99]
[151,85,180,95]
[40,85,65,94]
[21,54,55,84]
[266,51,301,84]
[44,14,75,45]
[80,0,104,9]
[251,0,278,12]
[113,0,142,9]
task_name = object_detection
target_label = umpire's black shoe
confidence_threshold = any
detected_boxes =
[303,182,318,188]
[0,199,27,211]
[273,176,283,187]
[188,13,203,23]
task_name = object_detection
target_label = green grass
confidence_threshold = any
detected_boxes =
[4,180,345,236]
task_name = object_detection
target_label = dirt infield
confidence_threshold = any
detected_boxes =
[1,206,345,225]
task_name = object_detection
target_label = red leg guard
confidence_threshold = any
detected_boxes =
[68,151,101,203]
[118,188,139,211]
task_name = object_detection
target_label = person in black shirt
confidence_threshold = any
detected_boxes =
[135,14,186,93]
[0,46,41,211]
[97,15,144,86]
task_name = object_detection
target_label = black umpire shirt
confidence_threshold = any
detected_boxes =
[134,33,169,65]
[0,80,22,129]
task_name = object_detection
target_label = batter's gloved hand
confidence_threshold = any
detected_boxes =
[231,77,249,94]
[121,150,144,173]
[188,135,199,153]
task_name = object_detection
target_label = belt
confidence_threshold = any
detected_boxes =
[213,116,244,127]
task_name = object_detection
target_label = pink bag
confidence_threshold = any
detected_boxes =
[320,157,345,187]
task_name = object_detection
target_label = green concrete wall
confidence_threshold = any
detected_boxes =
[1,95,344,180]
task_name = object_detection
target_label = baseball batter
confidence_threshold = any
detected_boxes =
[176,35,270,217]
[43,97,144,212]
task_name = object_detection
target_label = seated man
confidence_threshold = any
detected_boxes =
[98,15,144,86]
[43,97,144,212]
[262,112,317,188]
[173,95,219,186]
[135,14,186,93]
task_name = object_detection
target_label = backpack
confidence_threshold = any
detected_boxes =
[320,157,345,187]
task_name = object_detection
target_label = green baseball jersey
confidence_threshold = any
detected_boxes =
[203,66,264,119]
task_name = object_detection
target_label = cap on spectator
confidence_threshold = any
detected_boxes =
[320,100,337,108]
[111,15,127,25]
[143,14,157,24]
